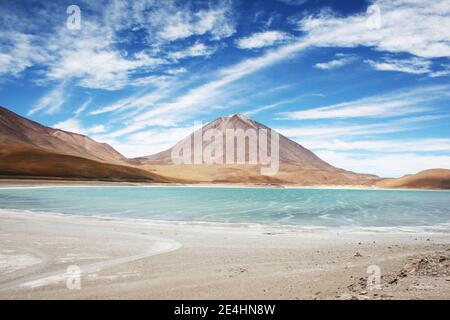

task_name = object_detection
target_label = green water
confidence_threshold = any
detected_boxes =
[0,186,449,229]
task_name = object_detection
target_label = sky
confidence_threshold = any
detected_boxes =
[1,0,450,177]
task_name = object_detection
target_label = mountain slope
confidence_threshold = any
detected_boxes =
[0,106,126,164]
[377,169,450,189]
[137,114,379,185]
[0,106,167,182]
[0,143,168,182]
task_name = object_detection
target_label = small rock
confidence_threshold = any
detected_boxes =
[389,278,398,285]
[354,252,363,257]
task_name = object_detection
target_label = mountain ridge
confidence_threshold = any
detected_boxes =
[0,106,127,164]
[0,106,167,182]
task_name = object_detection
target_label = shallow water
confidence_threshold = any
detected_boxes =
[0,186,449,228]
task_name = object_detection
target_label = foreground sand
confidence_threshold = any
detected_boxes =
[0,211,449,300]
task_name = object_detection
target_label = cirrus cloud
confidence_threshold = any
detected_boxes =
[236,31,292,49]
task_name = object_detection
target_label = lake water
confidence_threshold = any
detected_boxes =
[0,186,449,229]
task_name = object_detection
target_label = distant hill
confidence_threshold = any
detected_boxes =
[0,106,167,182]
[0,106,127,164]
[377,169,450,189]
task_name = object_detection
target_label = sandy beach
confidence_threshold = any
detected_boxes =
[0,209,449,300]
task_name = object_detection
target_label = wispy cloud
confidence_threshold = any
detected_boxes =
[236,31,292,49]
[0,32,48,77]
[103,40,312,138]
[276,113,450,177]
[150,1,236,42]
[276,114,449,139]
[169,42,217,60]
[53,118,106,136]
[0,0,235,92]
[314,54,356,70]
[315,150,450,177]
[28,82,67,116]
[302,138,450,153]
[299,0,450,59]
[429,64,450,78]
[244,99,296,116]
[89,77,175,116]
[74,98,92,115]
[365,57,431,75]
[278,85,449,120]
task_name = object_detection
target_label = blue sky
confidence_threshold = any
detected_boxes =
[1,0,450,177]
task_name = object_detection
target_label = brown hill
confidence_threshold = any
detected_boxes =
[137,114,379,185]
[0,143,168,182]
[377,169,450,189]
[0,106,127,164]
[0,107,167,182]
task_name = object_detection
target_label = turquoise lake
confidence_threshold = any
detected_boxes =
[0,186,450,229]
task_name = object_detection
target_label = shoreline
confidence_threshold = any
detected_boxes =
[2,208,450,235]
[0,178,449,192]
[1,210,449,299]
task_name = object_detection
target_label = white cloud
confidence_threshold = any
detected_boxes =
[53,118,106,136]
[28,82,67,116]
[151,1,236,42]
[74,98,92,115]
[89,77,174,116]
[236,31,292,49]
[276,115,450,177]
[429,64,450,78]
[88,124,107,134]
[244,99,297,116]
[46,35,164,90]
[365,57,431,74]
[169,42,217,60]
[0,16,165,90]
[315,150,450,177]
[129,75,172,87]
[166,67,187,75]
[276,114,449,139]
[279,85,449,120]
[0,0,234,91]
[301,138,450,153]
[104,39,312,138]
[314,54,356,70]
[299,0,450,59]
[0,32,48,77]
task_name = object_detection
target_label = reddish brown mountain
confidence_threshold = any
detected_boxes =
[0,106,166,182]
[0,106,126,164]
